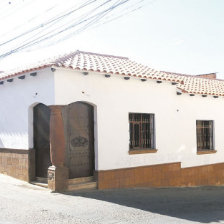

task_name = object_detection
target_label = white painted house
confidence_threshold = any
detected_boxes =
[0,50,224,191]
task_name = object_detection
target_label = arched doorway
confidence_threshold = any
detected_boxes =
[33,103,51,178]
[67,102,95,178]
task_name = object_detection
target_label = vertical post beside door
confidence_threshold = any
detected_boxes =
[48,105,68,192]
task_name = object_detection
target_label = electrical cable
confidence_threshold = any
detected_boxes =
[0,0,113,54]
[0,0,147,59]
[0,0,97,47]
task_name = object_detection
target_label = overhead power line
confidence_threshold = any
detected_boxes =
[0,0,112,58]
[0,0,97,47]
[42,0,153,49]
[0,0,148,60]
[0,0,86,43]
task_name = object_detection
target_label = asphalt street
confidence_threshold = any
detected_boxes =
[1,174,224,224]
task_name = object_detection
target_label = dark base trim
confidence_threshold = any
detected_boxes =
[0,148,30,154]
[0,148,35,182]
[97,162,224,189]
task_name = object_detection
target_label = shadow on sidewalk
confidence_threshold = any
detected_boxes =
[65,186,224,223]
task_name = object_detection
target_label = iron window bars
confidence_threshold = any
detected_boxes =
[129,113,155,150]
[196,120,214,151]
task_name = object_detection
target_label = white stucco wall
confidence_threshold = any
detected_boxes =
[0,68,55,149]
[54,68,224,171]
[2,66,223,169]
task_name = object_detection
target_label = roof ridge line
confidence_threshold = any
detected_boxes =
[76,50,129,60]
[53,50,80,64]
[162,71,224,82]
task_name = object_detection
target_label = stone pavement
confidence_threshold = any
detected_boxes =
[1,174,224,224]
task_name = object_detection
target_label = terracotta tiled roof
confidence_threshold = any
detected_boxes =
[163,71,224,96]
[0,50,183,82]
[1,50,224,96]
[53,51,184,82]
[0,60,54,79]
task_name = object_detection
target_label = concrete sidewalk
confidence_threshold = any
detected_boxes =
[1,174,224,224]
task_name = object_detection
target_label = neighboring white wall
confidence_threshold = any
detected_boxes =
[54,68,224,171]
[175,94,224,168]
[0,68,55,149]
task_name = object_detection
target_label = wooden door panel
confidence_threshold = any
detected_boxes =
[34,104,51,178]
[67,102,94,178]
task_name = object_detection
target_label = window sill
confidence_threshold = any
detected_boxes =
[129,149,158,155]
[197,150,217,155]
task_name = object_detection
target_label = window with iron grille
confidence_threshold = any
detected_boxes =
[129,113,155,150]
[196,120,214,151]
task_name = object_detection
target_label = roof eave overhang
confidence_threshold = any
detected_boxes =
[0,64,54,81]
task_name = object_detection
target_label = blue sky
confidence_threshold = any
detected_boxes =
[79,0,224,76]
[0,0,223,77]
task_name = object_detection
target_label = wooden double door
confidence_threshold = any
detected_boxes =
[67,102,94,178]
[34,102,95,179]
[34,103,51,178]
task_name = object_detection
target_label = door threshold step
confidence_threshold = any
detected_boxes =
[31,181,48,188]
[66,181,97,191]
[67,176,94,185]
[36,177,48,184]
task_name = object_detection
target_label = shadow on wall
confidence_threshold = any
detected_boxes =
[0,138,4,147]
[65,186,224,223]
[0,139,4,148]
[0,131,28,149]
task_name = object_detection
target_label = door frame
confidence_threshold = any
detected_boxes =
[65,101,98,179]
[33,103,51,178]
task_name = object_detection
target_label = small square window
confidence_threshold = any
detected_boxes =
[196,120,214,151]
[129,113,155,150]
